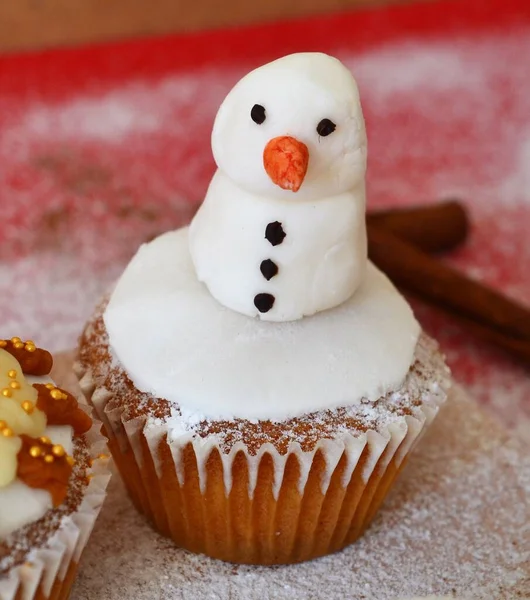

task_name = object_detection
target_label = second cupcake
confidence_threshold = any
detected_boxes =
[0,337,110,599]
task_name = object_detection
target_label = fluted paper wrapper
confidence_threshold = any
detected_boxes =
[0,410,111,600]
[75,360,446,565]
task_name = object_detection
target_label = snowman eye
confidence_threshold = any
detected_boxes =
[251,104,266,125]
[316,118,336,137]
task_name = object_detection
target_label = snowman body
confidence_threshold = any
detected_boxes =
[189,170,366,321]
[189,52,368,322]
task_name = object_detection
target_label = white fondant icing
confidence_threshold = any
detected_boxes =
[189,52,368,321]
[190,171,367,321]
[211,53,367,203]
[104,227,420,422]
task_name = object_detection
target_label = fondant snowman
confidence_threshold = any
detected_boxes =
[189,52,368,322]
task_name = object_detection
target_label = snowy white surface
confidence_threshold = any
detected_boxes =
[65,381,529,600]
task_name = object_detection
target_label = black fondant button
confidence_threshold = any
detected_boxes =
[260,259,278,281]
[254,293,275,313]
[265,221,286,246]
[251,104,266,124]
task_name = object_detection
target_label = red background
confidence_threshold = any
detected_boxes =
[0,0,529,434]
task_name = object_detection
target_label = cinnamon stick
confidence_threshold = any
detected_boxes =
[441,308,530,363]
[367,226,530,344]
[366,200,469,254]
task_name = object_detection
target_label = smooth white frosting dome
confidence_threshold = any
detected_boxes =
[104,227,421,422]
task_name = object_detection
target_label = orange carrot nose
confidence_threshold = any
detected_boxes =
[263,136,309,192]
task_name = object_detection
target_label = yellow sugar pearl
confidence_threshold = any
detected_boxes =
[52,444,65,457]
[14,342,24,349]
[39,436,51,445]
[25,344,36,353]
[9,381,21,390]
[2,427,14,437]
[7,370,17,379]
[29,446,43,458]
[50,389,65,400]
[66,456,76,467]
[0,340,7,348]
[26,340,35,345]
[21,401,34,414]
[11,337,21,344]
[45,383,55,390]
[1,388,12,398]
[44,455,54,464]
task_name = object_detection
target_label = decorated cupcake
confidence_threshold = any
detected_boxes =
[76,53,450,565]
[0,337,110,598]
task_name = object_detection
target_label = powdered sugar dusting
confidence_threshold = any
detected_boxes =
[13,73,229,144]
[348,39,486,98]
[68,382,530,600]
[24,95,160,142]
[80,298,448,459]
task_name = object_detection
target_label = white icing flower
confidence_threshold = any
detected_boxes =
[0,349,47,488]
[0,396,46,437]
[0,435,22,487]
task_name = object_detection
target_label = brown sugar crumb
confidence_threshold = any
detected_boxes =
[190,409,370,455]
[0,337,53,376]
[78,299,450,456]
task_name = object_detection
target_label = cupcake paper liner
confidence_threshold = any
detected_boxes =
[0,407,111,600]
[75,359,448,565]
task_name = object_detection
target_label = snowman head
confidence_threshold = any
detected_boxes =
[211,52,367,202]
